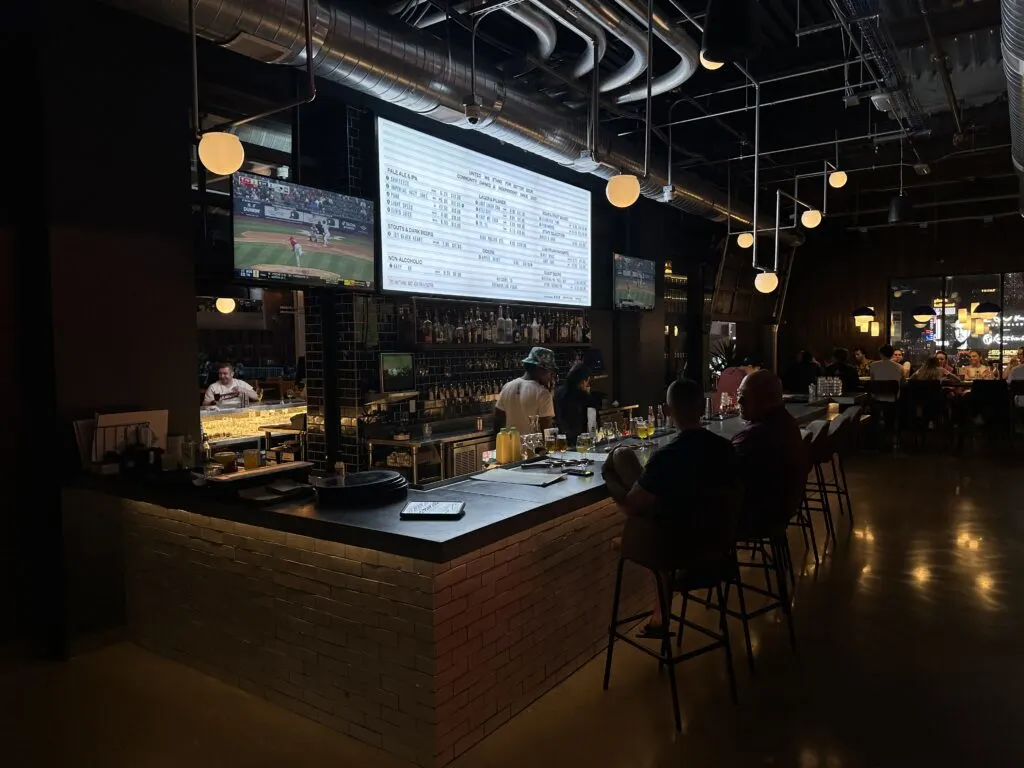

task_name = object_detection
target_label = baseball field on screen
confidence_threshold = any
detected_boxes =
[233,216,375,284]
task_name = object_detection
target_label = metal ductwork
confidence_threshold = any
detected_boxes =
[532,0,608,79]
[1002,0,1024,214]
[107,0,787,236]
[610,0,699,104]
[566,0,649,92]
[412,1,558,61]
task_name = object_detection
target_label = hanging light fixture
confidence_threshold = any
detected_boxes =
[801,208,823,228]
[198,132,245,176]
[828,169,848,188]
[914,322,928,329]
[737,232,754,248]
[215,297,237,314]
[911,305,936,323]
[852,306,876,326]
[887,139,914,223]
[870,321,881,337]
[699,50,724,70]
[606,174,641,208]
[754,271,779,294]
[973,301,1000,320]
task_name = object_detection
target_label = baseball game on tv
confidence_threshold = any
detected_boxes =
[232,172,375,289]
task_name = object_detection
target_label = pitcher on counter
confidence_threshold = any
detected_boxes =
[494,347,556,435]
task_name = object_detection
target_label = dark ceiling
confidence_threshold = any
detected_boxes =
[391,0,1013,229]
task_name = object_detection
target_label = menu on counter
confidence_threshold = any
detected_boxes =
[377,118,592,306]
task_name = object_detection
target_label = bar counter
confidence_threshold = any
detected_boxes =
[67,404,826,767]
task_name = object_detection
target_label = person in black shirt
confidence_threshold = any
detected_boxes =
[603,378,739,636]
[554,363,601,445]
[785,350,824,393]
[824,347,861,393]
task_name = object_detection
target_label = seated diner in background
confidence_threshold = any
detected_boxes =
[959,349,995,381]
[203,363,261,408]
[892,348,912,377]
[713,357,761,412]
[1005,348,1024,407]
[910,356,960,383]
[869,344,906,381]
[553,362,601,446]
[824,347,861,393]
[853,347,873,377]
[603,378,739,637]
[732,370,809,535]
[1003,347,1024,379]
[784,350,823,394]
[934,350,954,374]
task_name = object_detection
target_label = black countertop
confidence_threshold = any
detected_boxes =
[78,405,827,564]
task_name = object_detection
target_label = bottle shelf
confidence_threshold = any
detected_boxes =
[411,343,590,351]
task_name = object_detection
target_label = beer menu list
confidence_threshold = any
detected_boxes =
[377,118,592,306]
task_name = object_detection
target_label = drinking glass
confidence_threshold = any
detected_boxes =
[602,421,617,444]
[543,428,557,455]
[576,432,593,457]
[243,448,261,470]
[555,433,568,460]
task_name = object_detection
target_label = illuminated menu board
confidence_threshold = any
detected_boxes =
[377,118,592,306]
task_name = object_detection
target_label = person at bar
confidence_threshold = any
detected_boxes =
[732,370,809,535]
[935,350,955,374]
[202,363,261,408]
[494,347,556,435]
[824,347,860,393]
[602,378,738,637]
[892,348,912,377]
[911,356,959,383]
[714,357,760,412]
[554,362,600,446]
[853,347,873,377]
[959,349,994,381]
[869,344,906,383]
[785,350,823,394]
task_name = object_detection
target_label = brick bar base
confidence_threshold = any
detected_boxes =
[87,491,649,766]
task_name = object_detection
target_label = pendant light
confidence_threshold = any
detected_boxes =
[870,321,881,337]
[912,305,936,323]
[973,319,987,334]
[737,232,754,248]
[888,139,913,223]
[606,174,641,207]
[973,301,1000,320]
[828,169,848,189]
[754,271,778,294]
[198,132,245,176]
[215,297,237,314]
[699,51,724,70]
[800,208,823,229]
[701,0,762,67]
[852,306,876,324]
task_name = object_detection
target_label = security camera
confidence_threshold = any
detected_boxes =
[462,95,483,126]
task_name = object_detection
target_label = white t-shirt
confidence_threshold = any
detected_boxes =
[496,377,555,435]
[869,359,905,381]
[203,378,259,407]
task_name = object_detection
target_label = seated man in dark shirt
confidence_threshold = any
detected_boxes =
[732,370,809,535]
[824,347,861,393]
[604,378,739,635]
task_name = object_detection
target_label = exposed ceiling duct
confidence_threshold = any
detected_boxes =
[1001,0,1024,214]
[609,0,700,104]
[532,0,608,79]
[106,0,790,238]
[410,1,558,61]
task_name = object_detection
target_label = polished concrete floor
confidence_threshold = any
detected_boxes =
[4,453,1023,767]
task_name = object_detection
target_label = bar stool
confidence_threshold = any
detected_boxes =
[825,406,860,527]
[602,488,743,731]
[788,429,822,566]
[803,420,838,551]
[726,520,798,674]
[865,379,901,449]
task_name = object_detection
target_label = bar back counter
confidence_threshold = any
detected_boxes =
[66,405,826,767]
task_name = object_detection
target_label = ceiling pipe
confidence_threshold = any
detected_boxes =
[106,0,798,241]
[566,0,649,92]
[1001,0,1024,215]
[532,0,607,78]
[411,1,558,60]
[916,0,964,140]
[610,0,700,104]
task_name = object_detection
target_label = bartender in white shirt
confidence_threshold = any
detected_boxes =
[203,363,261,408]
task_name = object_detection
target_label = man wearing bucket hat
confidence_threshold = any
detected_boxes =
[495,347,557,435]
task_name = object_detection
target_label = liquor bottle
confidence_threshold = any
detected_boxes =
[559,313,569,343]
[472,307,482,343]
[421,311,433,344]
[495,306,505,343]
[512,315,523,345]
[503,307,513,343]
[530,315,539,345]
[455,312,465,345]
[443,312,453,344]
[582,314,591,343]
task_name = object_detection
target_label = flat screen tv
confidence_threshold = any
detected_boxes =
[613,254,656,310]
[380,352,415,393]
[232,171,376,289]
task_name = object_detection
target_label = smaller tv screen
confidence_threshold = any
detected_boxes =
[613,254,656,310]
[381,352,415,393]
[232,172,375,289]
